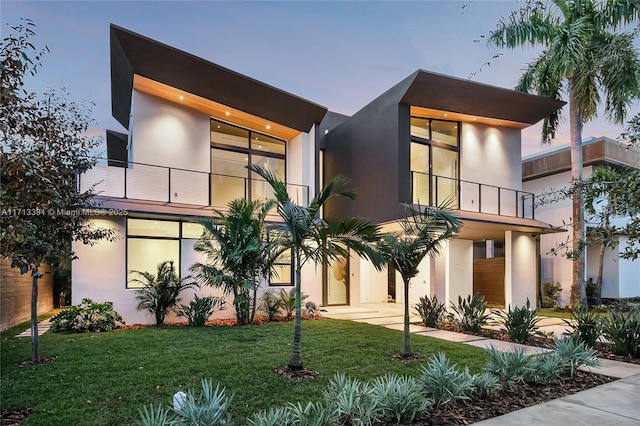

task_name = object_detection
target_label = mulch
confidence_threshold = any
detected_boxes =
[274,366,321,380]
[0,407,32,426]
[431,321,640,365]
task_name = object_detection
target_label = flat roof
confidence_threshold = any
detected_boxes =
[110,24,327,132]
[522,137,640,181]
[401,70,566,126]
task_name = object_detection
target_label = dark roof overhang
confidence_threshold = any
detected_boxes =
[110,24,327,132]
[400,70,566,125]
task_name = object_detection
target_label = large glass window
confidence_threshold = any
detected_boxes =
[410,118,459,208]
[270,249,292,286]
[210,119,286,207]
[127,219,180,289]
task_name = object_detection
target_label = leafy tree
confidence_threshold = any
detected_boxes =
[250,164,383,370]
[578,166,639,304]
[190,198,277,325]
[620,112,640,147]
[488,0,640,307]
[377,205,461,356]
[1,19,114,362]
[130,260,197,325]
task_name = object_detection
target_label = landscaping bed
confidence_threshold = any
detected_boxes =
[434,321,640,366]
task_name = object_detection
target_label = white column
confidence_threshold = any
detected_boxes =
[505,231,537,308]
[444,239,474,306]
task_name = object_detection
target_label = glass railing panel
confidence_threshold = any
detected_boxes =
[211,174,246,208]
[412,172,430,205]
[80,165,125,198]
[479,185,499,215]
[127,165,169,202]
[459,180,479,212]
[499,189,517,217]
[432,175,458,209]
[287,184,309,207]
[170,169,209,205]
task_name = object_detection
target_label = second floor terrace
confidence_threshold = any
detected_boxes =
[79,159,310,211]
[80,158,535,221]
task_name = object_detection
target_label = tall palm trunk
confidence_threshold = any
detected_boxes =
[288,250,304,370]
[402,277,411,355]
[595,213,610,306]
[30,264,40,363]
[569,80,587,308]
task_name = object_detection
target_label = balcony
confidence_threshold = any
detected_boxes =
[79,159,309,208]
[411,171,535,219]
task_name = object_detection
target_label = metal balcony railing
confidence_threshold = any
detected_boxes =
[411,171,535,219]
[79,158,309,208]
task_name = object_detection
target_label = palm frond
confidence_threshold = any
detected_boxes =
[248,164,291,204]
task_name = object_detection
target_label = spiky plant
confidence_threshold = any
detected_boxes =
[130,261,197,325]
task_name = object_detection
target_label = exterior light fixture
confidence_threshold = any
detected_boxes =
[179,95,184,100]
[225,111,230,116]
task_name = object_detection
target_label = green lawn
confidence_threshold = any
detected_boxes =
[1,319,488,425]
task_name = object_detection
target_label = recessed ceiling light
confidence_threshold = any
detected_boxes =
[473,117,477,121]
[266,125,271,129]
[443,113,448,117]
[217,126,220,128]
[225,111,230,116]
[179,95,184,100]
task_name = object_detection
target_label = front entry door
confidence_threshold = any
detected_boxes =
[324,254,349,306]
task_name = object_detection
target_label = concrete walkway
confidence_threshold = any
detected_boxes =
[16,318,54,337]
[323,303,640,424]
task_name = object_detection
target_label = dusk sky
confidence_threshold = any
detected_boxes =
[3,0,639,156]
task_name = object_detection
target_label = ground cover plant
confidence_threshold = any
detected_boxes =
[1,319,488,425]
[50,299,123,333]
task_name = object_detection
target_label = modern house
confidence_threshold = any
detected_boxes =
[72,25,565,324]
[523,137,640,304]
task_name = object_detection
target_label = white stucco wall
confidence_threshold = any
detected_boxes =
[505,231,537,308]
[618,237,640,298]
[461,123,522,190]
[359,259,388,304]
[523,164,640,301]
[287,128,314,200]
[131,91,210,172]
[444,239,474,306]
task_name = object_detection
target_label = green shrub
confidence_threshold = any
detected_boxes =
[260,290,281,321]
[247,406,291,426]
[130,260,197,325]
[528,353,564,384]
[173,379,232,425]
[451,293,490,333]
[552,336,600,376]
[493,299,542,344]
[413,295,446,327]
[286,401,332,426]
[540,281,562,308]
[304,300,319,317]
[177,295,226,327]
[370,374,429,424]
[277,288,308,321]
[562,305,601,347]
[418,353,474,407]
[484,346,534,389]
[601,310,640,357]
[137,404,176,426]
[323,373,381,425]
[51,298,123,333]
[468,372,500,398]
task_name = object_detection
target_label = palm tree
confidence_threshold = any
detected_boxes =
[488,0,640,307]
[190,198,276,325]
[377,205,461,356]
[130,260,197,325]
[249,164,383,370]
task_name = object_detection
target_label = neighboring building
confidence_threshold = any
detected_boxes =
[73,25,564,324]
[523,137,640,304]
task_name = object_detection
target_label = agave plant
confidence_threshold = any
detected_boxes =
[130,261,197,325]
[492,299,542,344]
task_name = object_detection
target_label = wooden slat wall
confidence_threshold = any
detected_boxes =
[473,257,505,306]
[1,258,54,331]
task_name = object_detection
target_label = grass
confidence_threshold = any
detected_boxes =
[0,309,61,340]
[537,308,574,319]
[1,319,488,425]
